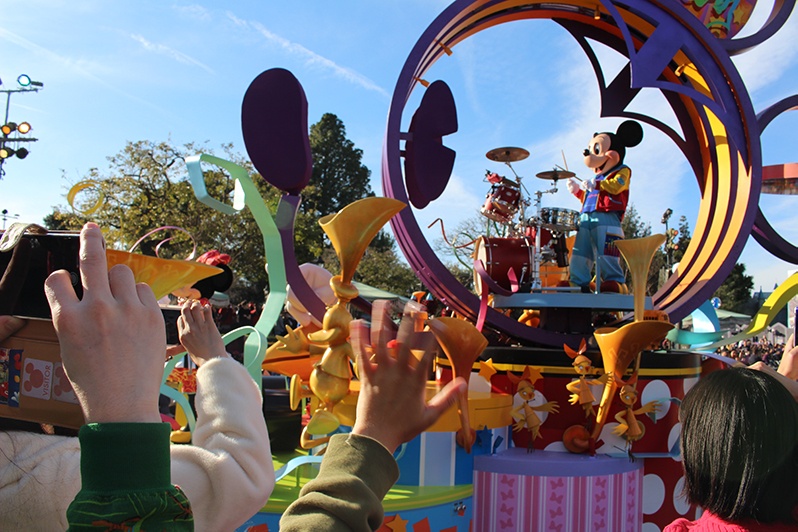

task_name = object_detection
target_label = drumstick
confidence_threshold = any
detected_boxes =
[555,163,583,182]
[560,151,584,182]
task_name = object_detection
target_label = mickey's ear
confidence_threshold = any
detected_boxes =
[210,264,234,292]
[616,121,643,148]
[191,264,234,299]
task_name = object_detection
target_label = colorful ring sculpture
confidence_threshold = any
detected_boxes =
[381,0,797,346]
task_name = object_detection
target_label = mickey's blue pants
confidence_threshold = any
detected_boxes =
[569,211,625,288]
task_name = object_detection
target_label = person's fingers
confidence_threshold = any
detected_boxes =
[394,317,413,368]
[371,301,393,363]
[424,377,468,423]
[200,302,214,323]
[351,320,376,379]
[135,281,159,310]
[77,223,110,297]
[415,335,437,377]
[0,315,25,340]
[176,313,187,334]
[181,300,196,328]
[44,269,80,313]
[108,264,138,303]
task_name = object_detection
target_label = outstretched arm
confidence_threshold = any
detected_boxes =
[280,302,466,532]
[171,298,275,530]
[45,222,193,530]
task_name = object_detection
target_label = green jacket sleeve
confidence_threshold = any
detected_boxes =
[67,423,194,531]
[280,433,400,532]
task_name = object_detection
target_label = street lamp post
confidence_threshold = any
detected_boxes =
[661,208,673,272]
[1,208,20,230]
[0,74,43,179]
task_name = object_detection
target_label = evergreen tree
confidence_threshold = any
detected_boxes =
[713,263,754,314]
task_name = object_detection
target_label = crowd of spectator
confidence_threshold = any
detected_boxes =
[716,338,786,369]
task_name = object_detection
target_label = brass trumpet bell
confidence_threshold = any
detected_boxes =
[319,197,405,292]
[591,320,673,440]
[428,317,488,453]
[613,234,666,321]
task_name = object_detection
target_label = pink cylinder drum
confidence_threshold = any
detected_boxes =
[436,346,701,529]
[474,448,644,531]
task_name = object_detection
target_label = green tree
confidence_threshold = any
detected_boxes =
[298,113,378,264]
[672,215,692,264]
[714,263,754,313]
[44,114,409,301]
[45,140,281,302]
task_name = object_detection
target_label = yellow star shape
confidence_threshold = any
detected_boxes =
[522,365,544,384]
[478,358,497,381]
[385,514,408,532]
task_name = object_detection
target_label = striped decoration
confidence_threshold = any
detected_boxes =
[473,467,643,531]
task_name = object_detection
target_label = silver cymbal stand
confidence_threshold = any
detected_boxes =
[530,183,558,290]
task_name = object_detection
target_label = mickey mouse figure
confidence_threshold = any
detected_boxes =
[566,120,643,293]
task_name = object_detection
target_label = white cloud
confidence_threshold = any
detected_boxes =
[225,12,389,98]
[129,34,215,75]
[0,27,169,114]
[172,4,212,22]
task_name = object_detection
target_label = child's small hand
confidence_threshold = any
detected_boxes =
[350,302,466,454]
[778,334,798,381]
[177,300,229,367]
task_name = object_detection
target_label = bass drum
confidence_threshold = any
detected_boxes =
[472,236,534,296]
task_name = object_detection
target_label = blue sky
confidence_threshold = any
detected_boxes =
[2,0,797,295]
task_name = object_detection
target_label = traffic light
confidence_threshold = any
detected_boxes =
[0,145,14,159]
[1,122,32,136]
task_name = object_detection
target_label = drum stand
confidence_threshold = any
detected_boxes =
[529,185,557,290]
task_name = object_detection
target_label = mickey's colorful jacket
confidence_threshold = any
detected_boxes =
[571,164,631,218]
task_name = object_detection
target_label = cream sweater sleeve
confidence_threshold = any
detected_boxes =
[170,356,275,531]
[0,431,81,530]
[0,357,274,531]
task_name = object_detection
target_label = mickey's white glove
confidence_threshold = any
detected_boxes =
[584,177,597,191]
[566,178,580,195]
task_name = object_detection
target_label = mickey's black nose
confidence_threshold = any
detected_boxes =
[582,149,590,157]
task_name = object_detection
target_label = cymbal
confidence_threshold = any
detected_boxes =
[486,147,530,163]
[536,169,575,180]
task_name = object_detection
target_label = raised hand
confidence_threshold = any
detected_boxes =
[44,222,165,424]
[349,302,466,454]
[176,299,230,366]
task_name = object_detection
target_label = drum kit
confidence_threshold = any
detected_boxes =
[475,146,580,293]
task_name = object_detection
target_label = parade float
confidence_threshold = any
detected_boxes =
[5,0,796,530]
[215,0,798,529]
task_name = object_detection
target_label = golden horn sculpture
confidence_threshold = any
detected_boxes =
[319,197,405,295]
[293,197,406,449]
[590,234,673,442]
[613,234,666,322]
[591,321,673,440]
[427,317,488,453]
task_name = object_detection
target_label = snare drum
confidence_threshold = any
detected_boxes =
[540,207,580,232]
[472,236,533,295]
[480,183,521,224]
